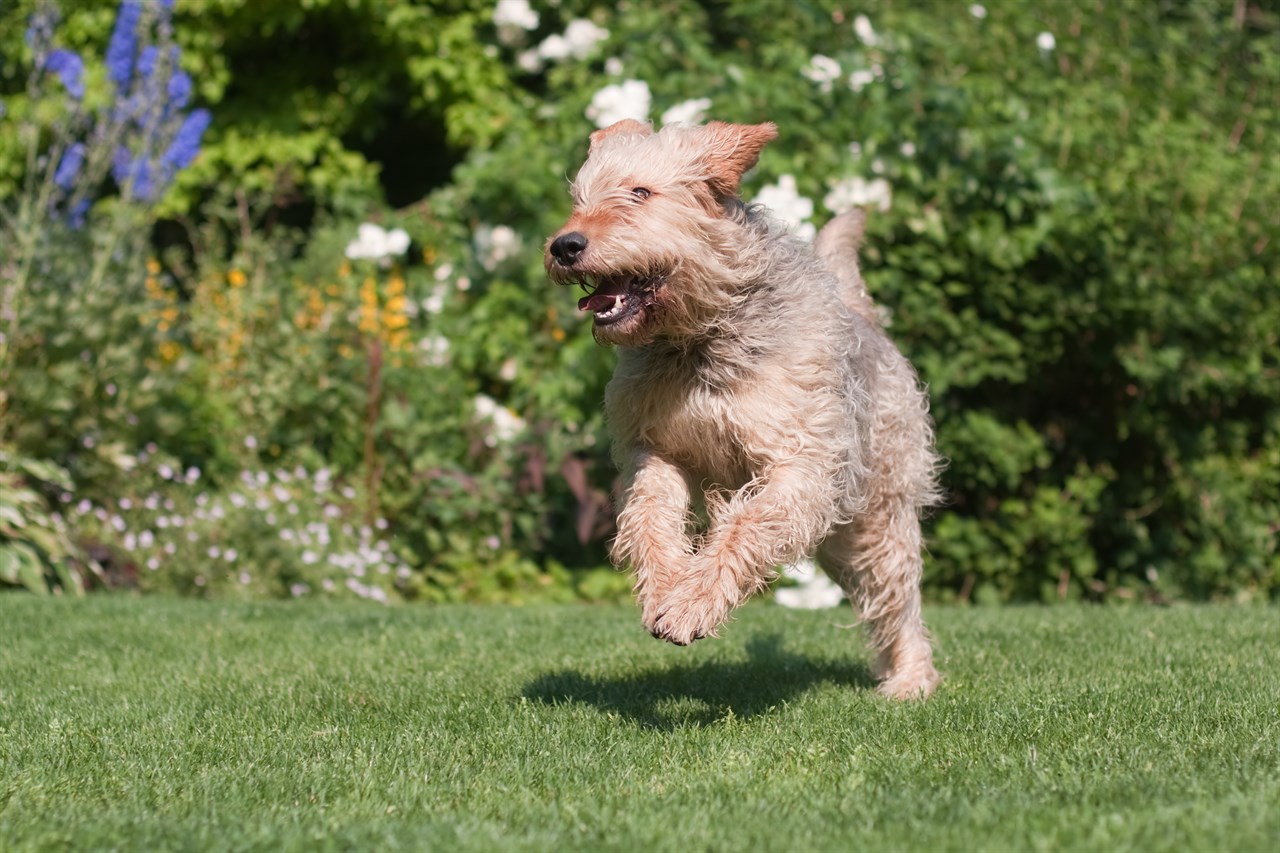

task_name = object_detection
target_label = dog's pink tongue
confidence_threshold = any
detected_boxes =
[578,292,617,313]
[577,277,628,313]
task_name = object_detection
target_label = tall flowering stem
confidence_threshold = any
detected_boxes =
[0,0,211,437]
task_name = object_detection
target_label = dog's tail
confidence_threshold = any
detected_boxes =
[815,209,880,325]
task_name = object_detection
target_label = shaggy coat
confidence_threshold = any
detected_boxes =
[546,120,941,699]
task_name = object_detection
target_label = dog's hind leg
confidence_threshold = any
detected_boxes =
[817,503,940,700]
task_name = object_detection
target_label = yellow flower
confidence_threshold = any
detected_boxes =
[339,261,352,277]
[552,328,566,342]
[158,341,181,363]
[146,258,161,275]
[382,311,409,331]
[228,269,248,288]
[386,275,406,297]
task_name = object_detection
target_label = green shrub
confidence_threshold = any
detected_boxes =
[1,1,1275,602]
[0,451,90,595]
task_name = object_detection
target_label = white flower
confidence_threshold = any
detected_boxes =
[969,4,987,19]
[344,223,411,263]
[801,55,842,93]
[854,14,879,46]
[494,0,538,45]
[421,284,447,316]
[208,546,221,559]
[848,68,875,92]
[419,334,450,367]
[586,79,651,128]
[499,357,518,382]
[290,583,310,598]
[474,224,521,271]
[244,435,257,450]
[224,548,238,562]
[536,34,571,62]
[563,19,608,59]
[302,550,319,565]
[824,176,893,213]
[147,557,161,571]
[660,97,712,127]
[474,394,526,446]
[753,175,816,241]
[900,141,916,157]
[1037,31,1056,51]
[239,571,251,584]
[139,531,155,548]
[516,49,542,73]
[775,559,846,609]
[604,57,624,76]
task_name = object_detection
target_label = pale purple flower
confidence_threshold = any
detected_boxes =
[45,49,84,99]
[106,1,143,88]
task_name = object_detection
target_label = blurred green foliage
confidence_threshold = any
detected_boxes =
[0,0,1276,602]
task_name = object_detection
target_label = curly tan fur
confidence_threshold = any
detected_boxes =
[545,120,942,699]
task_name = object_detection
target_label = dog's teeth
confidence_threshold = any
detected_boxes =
[596,294,627,320]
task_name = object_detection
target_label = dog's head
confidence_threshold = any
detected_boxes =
[545,119,778,346]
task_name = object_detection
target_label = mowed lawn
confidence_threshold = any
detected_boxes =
[1,596,1276,852]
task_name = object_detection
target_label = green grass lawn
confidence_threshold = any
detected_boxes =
[1,596,1277,851]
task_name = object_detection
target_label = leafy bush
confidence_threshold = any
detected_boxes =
[0,451,89,594]
[1,0,1275,602]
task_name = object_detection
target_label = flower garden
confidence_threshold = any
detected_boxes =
[1,0,1277,604]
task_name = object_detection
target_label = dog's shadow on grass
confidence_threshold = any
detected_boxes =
[521,633,874,729]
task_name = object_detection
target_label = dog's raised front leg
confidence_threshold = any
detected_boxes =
[649,465,838,645]
[610,450,696,634]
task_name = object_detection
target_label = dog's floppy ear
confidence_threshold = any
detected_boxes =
[589,119,653,154]
[699,121,778,198]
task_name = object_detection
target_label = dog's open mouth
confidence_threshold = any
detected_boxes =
[574,273,664,326]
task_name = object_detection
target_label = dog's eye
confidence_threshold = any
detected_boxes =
[631,187,652,201]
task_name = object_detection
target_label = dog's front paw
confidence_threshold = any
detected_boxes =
[645,590,730,646]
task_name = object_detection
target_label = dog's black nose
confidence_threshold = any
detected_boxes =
[550,231,588,265]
